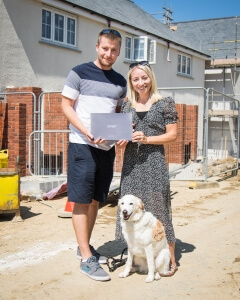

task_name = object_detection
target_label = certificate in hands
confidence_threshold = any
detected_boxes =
[91,113,132,141]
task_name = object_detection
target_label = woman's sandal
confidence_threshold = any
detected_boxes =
[161,264,178,277]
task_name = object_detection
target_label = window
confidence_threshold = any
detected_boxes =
[149,40,156,64]
[133,36,147,60]
[125,36,156,63]
[42,8,76,47]
[67,18,76,45]
[54,13,64,42]
[42,9,51,39]
[178,53,192,76]
[125,37,131,60]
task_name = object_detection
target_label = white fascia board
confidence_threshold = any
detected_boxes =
[170,43,208,60]
[205,68,231,74]
[41,0,208,59]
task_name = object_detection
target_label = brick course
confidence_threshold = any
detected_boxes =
[4,87,42,175]
[0,88,199,176]
[0,101,7,149]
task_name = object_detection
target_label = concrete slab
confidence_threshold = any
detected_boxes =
[20,176,67,198]
[20,173,121,197]
[189,181,220,189]
[57,207,72,218]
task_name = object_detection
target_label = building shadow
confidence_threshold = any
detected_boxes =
[96,238,195,267]
[97,240,127,258]
[0,205,41,222]
[99,192,119,209]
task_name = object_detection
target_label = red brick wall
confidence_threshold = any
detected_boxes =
[115,103,198,172]
[5,87,42,175]
[165,103,198,167]
[42,93,69,174]
[115,145,125,173]
[43,93,68,131]
[7,103,26,175]
[0,101,7,149]
[165,104,185,165]
[185,105,198,161]
[1,87,199,176]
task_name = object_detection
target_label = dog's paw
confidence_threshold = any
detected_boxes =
[145,275,154,283]
[154,272,161,281]
[131,266,138,273]
[119,271,129,278]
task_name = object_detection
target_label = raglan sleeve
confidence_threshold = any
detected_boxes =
[121,100,131,113]
[117,80,127,107]
[62,69,81,100]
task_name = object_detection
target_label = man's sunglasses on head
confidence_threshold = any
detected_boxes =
[99,29,122,38]
[129,61,151,70]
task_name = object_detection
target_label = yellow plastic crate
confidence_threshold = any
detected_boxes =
[0,149,8,168]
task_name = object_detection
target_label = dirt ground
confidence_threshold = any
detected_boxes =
[1,176,240,300]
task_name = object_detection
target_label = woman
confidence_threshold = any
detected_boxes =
[115,61,178,276]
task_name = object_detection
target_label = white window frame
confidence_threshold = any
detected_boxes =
[125,36,156,63]
[178,53,192,76]
[133,36,148,61]
[149,40,156,64]
[42,7,76,47]
[125,36,132,60]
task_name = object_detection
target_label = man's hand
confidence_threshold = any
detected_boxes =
[86,133,106,144]
[116,140,128,148]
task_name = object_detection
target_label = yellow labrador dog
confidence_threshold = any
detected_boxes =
[118,195,170,283]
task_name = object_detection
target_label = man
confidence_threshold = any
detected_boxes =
[61,29,127,281]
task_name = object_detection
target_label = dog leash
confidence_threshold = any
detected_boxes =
[106,247,127,272]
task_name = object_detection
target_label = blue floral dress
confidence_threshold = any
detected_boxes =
[115,97,178,243]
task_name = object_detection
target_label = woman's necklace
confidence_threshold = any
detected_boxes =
[142,100,149,106]
[138,98,150,106]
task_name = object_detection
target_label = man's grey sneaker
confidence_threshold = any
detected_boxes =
[77,245,107,264]
[80,256,110,281]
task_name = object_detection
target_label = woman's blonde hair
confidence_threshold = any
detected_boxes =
[126,64,162,107]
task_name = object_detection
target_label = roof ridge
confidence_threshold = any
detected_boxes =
[173,16,240,24]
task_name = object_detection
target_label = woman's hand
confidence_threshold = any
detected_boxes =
[131,123,177,145]
[132,131,147,144]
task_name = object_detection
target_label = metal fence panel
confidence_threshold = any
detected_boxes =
[158,87,207,181]
[206,88,239,178]
[26,89,239,180]
[32,92,68,175]
[159,87,239,181]
[28,130,69,176]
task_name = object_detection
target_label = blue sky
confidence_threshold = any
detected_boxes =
[133,0,240,22]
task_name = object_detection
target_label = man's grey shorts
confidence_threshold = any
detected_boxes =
[67,143,115,204]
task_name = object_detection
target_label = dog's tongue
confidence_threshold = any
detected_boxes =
[123,213,131,220]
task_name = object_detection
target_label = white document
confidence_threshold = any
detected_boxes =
[91,113,132,141]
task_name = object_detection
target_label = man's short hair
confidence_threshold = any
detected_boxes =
[97,28,122,46]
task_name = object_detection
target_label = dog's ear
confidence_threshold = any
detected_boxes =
[118,198,122,206]
[136,197,144,213]
[152,220,165,241]
[139,199,144,210]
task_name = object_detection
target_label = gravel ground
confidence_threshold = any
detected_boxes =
[0,175,240,300]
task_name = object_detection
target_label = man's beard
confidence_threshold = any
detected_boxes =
[98,57,114,69]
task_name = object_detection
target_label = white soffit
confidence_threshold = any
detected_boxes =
[205,68,231,74]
